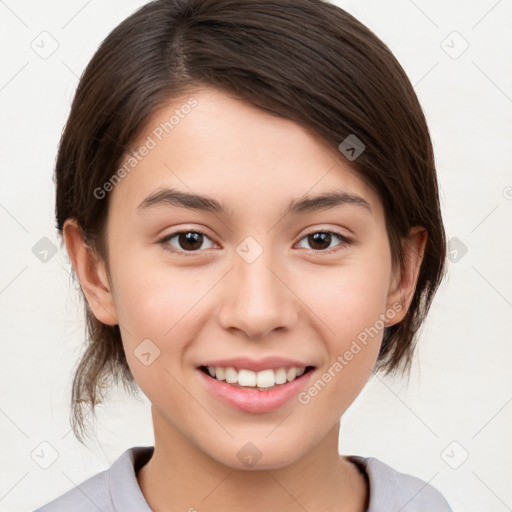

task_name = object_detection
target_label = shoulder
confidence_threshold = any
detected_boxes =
[32,446,154,512]
[348,455,453,512]
[32,467,111,512]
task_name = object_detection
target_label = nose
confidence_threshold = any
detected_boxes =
[217,246,299,340]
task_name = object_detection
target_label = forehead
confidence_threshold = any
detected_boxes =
[108,87,381,221]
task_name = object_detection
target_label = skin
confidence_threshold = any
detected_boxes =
[64,86,427,512]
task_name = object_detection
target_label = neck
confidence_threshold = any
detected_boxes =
[137,408,368,512]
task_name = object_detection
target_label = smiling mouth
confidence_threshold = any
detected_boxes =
[199,365,315,391]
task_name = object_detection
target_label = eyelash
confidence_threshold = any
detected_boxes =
[159,229,353,257]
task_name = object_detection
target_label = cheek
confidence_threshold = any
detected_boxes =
[297,248,392,390]
[110,266,205,398]
[111,246,198,326]
[304,255,391,338]
[109,255,220,362]
[296,266,389,416]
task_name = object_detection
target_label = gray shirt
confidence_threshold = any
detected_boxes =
[33,446,453,511]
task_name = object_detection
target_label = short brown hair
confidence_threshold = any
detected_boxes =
[55,0,446,444]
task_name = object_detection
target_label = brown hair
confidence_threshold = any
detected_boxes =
[55,0,446,444]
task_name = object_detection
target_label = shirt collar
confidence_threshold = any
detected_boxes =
[110,447,379,511]
[109,445,154,511]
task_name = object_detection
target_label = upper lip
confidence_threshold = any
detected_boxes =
[199,356,314,372]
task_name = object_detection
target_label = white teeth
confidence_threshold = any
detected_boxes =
[275,367,287,384]
[238,369,256,387]
[225,367,238,384]
[256,369,275,388]
[286,367,297,382]
[205,366,308,388]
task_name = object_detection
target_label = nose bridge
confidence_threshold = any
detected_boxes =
[218,238,298,339]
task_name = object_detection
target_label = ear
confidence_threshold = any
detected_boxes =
[385,226,427,326]
[62,219,118,326]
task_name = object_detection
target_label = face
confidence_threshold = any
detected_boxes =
[73,86,416,470]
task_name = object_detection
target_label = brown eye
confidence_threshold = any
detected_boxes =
[161,230,215,254]
[307,232,333,251]
[297,231,352,253]
[177,232,203,251]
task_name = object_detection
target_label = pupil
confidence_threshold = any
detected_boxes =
[177,232,332,252]
[309,232,331,250]
[180,232,202,251]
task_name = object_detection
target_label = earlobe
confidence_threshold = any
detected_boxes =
[385,226,427,326]
[62,219,118,326]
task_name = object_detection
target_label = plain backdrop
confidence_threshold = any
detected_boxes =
[1,1,511,511]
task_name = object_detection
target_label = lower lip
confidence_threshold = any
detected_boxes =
[197,368,315,413]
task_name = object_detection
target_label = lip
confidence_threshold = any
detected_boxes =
[197,366,315,413]
[199,356,311,372]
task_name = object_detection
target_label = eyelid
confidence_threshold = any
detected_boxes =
[159,228,217,256]
[294,230,353,255]
[159,227,353,256]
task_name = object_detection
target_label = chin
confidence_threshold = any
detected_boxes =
[203,436,307,472]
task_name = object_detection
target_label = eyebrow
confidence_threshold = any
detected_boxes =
[137,187,371,216]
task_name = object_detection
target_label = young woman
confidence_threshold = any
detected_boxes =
[34,0,452,510]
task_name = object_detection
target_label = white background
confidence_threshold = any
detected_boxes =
[1,1,511,511]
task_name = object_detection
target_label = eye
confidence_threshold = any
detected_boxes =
[159,229,352,256]
[296,231,352,254]
[160,230,216,255]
